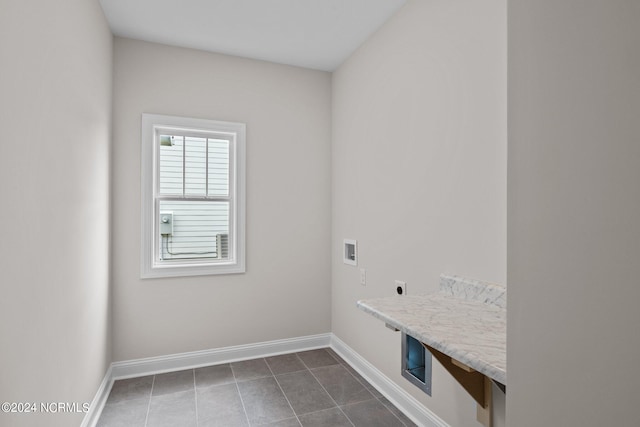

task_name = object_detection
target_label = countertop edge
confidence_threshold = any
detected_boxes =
[357,299,507,385]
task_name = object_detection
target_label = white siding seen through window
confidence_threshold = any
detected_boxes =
[158,136,230,261]
[141,114,246,278]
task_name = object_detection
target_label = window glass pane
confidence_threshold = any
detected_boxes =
[158,200,229,261]
[159,135,183,195]
[184,136,207,196]
[208,138,229,197]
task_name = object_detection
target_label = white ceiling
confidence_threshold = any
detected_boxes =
[98,0,407,71]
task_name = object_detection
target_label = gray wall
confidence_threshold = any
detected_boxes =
[10,1,638,426]
[112,38,332,361]
[508,0,640,425]
[331,1,506,425]
[0,0,113,426]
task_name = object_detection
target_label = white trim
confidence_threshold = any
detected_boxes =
[111,333,331,380]
[82,333,446,427]
[140,113,246,278]
[330,334,449,427]
[82,334,330,427]
[79,365,113,427]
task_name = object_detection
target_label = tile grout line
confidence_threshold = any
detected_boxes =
[376,395,412,427]
[143,375,155,427]
[230,361,253,427]
[193,369,199,427]
[329,349,410,427]
[265,356,303,427]
[300,351,356,427]
[305,371,355,427]
[323,349,382,425]
[101,349,411,427]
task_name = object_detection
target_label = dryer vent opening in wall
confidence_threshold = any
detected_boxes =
[402,333,432,396]
[343,239,357,266]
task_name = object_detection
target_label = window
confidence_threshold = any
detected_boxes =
[141,114,245,278]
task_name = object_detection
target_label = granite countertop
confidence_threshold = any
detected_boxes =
[357,275,506,385]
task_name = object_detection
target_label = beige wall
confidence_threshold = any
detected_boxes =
[331,1,506,425]
[111,38,332,361]
[0,0,113,426]
[507,1,640,426]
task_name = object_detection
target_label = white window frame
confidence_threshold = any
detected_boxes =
[141,113,246,278]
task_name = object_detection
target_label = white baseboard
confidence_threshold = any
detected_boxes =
[330,334,449,427]
[81,333,331,427]
[111,333,332,379]
[80,365,113,427]
[82,332,447,427]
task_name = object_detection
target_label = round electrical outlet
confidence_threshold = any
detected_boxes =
[396,286,403,295]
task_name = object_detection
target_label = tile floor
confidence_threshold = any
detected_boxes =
[97,347,416,427]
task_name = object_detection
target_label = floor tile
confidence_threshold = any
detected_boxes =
[297,349,340,369]
[106,376,153,404]
[341,399,405,427]
[96,397,149,427]
[237,377,295,425]
[362,382,383,398]
[311,365,374,405]
[96,351,416,427]
[197,383,248,427]
[276,371,335,415]
[232,358,273,381]
[146,389,197,427]
[378,396,417,426]
[298,407,352,427]
[266,353,306,375]
[340,363,381,396]
[341,363,364,382]
[324,348,347,365]
[257,417,302,426]
[195,364,235,389]
[152,369,194,397]
[199,417,248,427]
